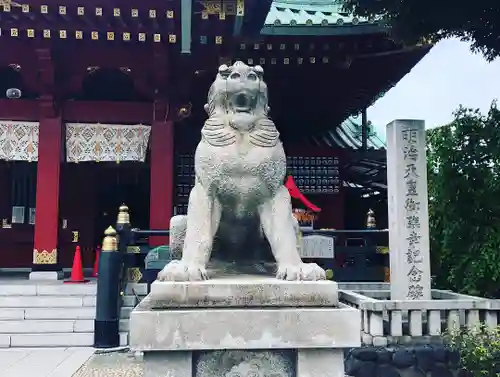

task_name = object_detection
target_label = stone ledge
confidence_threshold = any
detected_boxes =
[130,299,360,351]
[149,276,338,308]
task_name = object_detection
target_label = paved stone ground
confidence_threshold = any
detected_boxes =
[72,351,143,377]
[0,348,95,377]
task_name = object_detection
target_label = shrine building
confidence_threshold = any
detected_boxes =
[0,0,431,273]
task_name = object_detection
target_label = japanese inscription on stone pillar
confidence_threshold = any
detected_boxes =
[387,120,431,300]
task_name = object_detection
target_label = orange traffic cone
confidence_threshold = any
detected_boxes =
[65,246,89,284]
[92,245,100,278]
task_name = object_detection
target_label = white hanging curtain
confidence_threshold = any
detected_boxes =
[0,121,39,162]
[65,123,151,163]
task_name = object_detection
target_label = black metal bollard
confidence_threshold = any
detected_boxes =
[93,226,121,348]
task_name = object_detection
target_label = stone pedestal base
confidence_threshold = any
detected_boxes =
[142,349,346,377]
[130,276,360,377]
[29,271,63,280]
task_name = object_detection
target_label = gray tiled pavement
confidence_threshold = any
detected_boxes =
[0,347,95,377]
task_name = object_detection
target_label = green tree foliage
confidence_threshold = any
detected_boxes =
[342,0,500,61]
[447,325,500,377]
[427,102,500,297]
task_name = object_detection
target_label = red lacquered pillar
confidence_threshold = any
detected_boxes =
[149,120,174,247]
[30,116,63,279]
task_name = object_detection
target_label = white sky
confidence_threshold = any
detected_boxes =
[368,38,500,139]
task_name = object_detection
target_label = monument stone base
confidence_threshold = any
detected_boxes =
[130,276,361,377]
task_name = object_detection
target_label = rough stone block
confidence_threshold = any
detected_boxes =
[345,345,462,377]
[149,277,338,308]
[196,350,294,377]
[144,351,192,377]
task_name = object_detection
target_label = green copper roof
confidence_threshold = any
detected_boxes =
[324,116,386,150]
[264,0,382,29]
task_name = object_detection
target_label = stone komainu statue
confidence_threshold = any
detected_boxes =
[158,61,325,281]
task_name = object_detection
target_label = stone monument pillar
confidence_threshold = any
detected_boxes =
[386,119,431,300]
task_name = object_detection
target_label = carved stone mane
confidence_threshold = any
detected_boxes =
[201,61,279,148]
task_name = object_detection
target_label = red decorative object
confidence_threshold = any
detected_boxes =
[285,175,321,212]
[65,246,89,284]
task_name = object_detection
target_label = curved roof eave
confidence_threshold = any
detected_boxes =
[319,116,387,150]
[263,0,384,30]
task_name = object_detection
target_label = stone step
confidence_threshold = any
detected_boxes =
[125,283,148,296]
[0,295,96,308]
[0,332,128,348]
[0,319,129,333]
[121,295,138,307]
[121,306,133,319]
[0,295,138,311]
[0,282,148,297]
[0,283,98,296]
[73,319,130,332]
[0,306,132,320]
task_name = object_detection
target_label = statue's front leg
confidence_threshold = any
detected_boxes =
[158,183,221,281]
[258,186,326,281]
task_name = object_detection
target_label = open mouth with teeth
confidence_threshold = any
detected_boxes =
[231,92,257,113]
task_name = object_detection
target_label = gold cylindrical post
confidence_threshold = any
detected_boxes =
[117,204,130,225]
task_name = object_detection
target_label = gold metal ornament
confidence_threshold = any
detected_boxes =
[33,249,57,264]
[366,209,376,229]
[128,267,143,282]
[102,226,117,251]
[117,204,130,224]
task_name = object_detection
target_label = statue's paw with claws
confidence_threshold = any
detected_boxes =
[157,260,209,281]
[276,263,326,281]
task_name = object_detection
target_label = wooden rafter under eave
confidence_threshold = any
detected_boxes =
[234,0,273,37]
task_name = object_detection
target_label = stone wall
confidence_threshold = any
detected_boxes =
[344,344,468,377]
